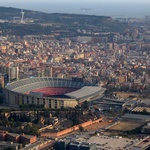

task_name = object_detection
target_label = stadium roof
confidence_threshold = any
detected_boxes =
[5,77,94,93]
[65,86,105,100]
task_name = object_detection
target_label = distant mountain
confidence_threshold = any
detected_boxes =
[0,6,112,24]
[0,7,127,37]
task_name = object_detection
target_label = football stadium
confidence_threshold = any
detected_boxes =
[4,77,105,109]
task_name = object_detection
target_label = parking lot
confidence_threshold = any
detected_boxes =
[87,135,137,150]
[66,132,139,150]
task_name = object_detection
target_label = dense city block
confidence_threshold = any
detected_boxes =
[0,7,149,150]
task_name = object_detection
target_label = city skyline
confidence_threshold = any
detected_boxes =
[1,0,150,17]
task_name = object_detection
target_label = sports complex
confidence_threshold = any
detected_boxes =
[4,77,105,109]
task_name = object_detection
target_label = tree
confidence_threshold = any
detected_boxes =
[82,101,88,109]
[4,147,14,150]
[142,108,148,115]
[72,113,79,125]
[24,124,39,135]
[0,94,3,104]
[2,115,9,127]
[79,126,84,132]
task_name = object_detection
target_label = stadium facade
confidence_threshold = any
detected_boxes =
[4,77,105,109]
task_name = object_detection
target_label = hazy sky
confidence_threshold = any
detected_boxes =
[1,0,150,17]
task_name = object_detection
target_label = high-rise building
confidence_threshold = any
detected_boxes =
[8,66,19,82]
[56,139,70,150]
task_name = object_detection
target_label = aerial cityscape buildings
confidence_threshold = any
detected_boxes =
[0,6,149,150]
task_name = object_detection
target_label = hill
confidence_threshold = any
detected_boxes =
[0,6,112,24]
[0,7,127,37]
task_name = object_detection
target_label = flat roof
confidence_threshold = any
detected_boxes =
[21,140,55,150]
[133,136,150,148]
[122,114,150,122]
[7,133,20,137]
[142,125,150,130]
[21,134,36,139]
[65,133,138,149]
[65,86,105,100]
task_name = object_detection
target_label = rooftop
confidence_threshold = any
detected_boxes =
[65,86,105,100]
[133,136,150,149]
[122,114,150,122]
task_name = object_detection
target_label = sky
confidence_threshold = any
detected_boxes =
[1,0,150,18]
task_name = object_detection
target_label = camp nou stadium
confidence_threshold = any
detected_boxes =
[4,77,105,109]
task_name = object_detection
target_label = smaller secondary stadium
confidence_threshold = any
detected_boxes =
[4,77,105,109]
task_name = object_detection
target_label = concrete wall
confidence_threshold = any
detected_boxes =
[40,118,102,137]
[4,89,77,109]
